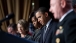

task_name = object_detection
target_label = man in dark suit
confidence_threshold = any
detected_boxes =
[0,29,36,43]
[35,7,58,43]
[49,0,76,43]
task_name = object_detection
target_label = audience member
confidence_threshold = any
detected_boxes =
[17,19,31,40]
[29,11,42,43]
[35,7,58,43]
[7,23,18,36]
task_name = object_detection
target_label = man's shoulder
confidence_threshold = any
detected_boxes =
[61,11,76,23]
[51,20,58,25]
[66,10,76,19]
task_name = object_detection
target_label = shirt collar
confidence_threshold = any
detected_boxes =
[59,9,73,22]
[46,19,52,28]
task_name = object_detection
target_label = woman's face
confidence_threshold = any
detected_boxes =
[7,27,16,35]
[17,24,25,34]
[32,17,38,28]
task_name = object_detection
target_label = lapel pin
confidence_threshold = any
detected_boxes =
[59,26,62,29]
[59,26,63,33]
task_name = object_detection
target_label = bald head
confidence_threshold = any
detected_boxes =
[49,0,73,19]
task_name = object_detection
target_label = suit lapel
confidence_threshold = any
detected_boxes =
[40,26,45,43]
[44,20,53,42]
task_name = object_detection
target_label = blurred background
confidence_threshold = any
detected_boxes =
[0,0,76,34]
[0,0,50,32]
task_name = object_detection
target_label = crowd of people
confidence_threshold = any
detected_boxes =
[1,0,76,43]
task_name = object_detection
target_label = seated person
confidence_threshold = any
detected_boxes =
[17,19,31,40]
[29,11,42,43]
[7,23,18,36]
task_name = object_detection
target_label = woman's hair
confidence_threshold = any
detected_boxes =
[29,11,36,23]
[8,23,17,31]
[18,19,29,33]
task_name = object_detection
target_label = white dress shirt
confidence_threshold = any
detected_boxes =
[43,19,52,42]
[45,19,52,33]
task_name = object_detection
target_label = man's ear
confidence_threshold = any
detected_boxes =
[61,0,66,8]
[45,12,48,17]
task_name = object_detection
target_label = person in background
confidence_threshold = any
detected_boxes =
[7,23,18,36]
[17,19,31,40]
[35,7,58,43]
[29,11,42,43]
[49,0,76,43]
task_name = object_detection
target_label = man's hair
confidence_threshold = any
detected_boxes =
[35,7,49,14]
[35,7,54,19]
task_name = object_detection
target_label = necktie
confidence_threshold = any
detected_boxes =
[43,26,46,43]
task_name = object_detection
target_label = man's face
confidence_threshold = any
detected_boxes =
[49,0,62,19]
[35,12,46,25]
